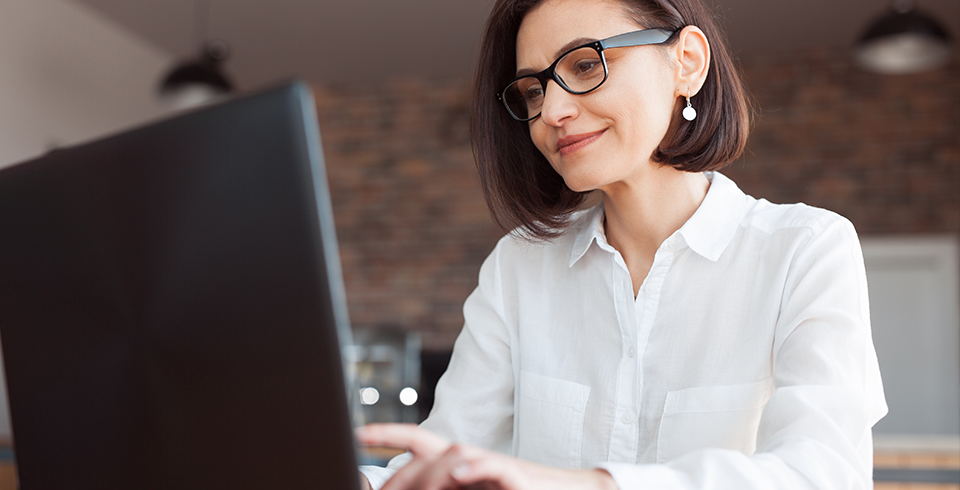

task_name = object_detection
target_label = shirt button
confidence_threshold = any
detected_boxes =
[620,411,633,424]
[627,346,636,358]
[644,284,659,295]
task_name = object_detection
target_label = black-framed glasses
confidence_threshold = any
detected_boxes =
[497,28,676,122]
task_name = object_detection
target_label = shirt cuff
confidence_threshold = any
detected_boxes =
[359,465,395,490]
[596,462,688,490]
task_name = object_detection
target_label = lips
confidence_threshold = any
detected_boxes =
[556,129,605,156]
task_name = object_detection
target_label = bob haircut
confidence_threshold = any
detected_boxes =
[472,0,752,239]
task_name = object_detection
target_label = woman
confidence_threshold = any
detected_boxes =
[358,0,888,488]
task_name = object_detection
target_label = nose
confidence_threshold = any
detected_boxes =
[537,79,579,127]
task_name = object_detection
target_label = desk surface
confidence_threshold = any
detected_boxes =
[0,447,954,489]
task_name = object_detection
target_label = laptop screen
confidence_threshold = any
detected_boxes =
[0,82,361,490]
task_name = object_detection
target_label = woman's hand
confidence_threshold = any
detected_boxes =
[355,423,618,490]
[359,472,372,490]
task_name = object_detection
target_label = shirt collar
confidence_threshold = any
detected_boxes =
[676,171,745,262]
[568,203,606,267]
[568,172,745,267]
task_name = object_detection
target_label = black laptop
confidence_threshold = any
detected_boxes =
[0,82,362,489]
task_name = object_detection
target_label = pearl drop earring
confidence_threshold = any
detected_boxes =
[682,95,697,121]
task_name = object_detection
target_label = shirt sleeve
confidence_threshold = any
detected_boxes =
[598,215,888,490]
[359,240,517,489]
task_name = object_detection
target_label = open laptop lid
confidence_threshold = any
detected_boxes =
[0,82,361,489]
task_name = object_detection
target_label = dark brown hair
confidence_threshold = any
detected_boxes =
[472,0,752,239]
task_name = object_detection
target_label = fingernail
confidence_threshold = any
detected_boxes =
[353,427,370,442]
[452,463,471,480]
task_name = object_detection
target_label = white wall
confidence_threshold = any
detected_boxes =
[862,236,960,442]
[0,0,173,169]
[0,0,175,439]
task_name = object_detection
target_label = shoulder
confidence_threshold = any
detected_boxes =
[470,206,598,314]
[729,194,864,284]
[490,204,599,265]
[739,195,857,242]
[705,172,860,264]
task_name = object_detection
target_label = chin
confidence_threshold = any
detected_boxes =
[560,174,603,193]
[554,159,618,194]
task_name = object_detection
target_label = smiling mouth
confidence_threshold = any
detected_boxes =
[557,130,605,156]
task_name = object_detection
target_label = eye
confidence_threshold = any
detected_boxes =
[523,84,544,102]
[513,77,543,102]
[573,59,602,76]
[557,47,605,88]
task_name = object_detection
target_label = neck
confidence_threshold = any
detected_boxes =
[601,167,710,293]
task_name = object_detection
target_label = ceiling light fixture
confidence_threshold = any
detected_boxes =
[158,0,234,108]
[854,0,953,75]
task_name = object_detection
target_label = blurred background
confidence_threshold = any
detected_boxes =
[0,0,957,486]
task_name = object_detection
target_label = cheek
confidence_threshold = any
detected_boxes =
[528,123,552,159]
[602,57,677,138]
[605,87,675,148]
[527,123,564,174]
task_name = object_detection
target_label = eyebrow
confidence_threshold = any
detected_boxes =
[515,37,597,77]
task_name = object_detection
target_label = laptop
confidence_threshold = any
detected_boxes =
[0,82,363,489]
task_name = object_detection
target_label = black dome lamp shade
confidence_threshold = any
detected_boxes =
[854,0,953,74]
[158,0,234,108]
[159,40,234,108]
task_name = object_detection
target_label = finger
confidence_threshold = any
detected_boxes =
[358,472,372,490]
[402,443,472,490]
[463,483,501,490]
[382,443,472,490]
[451,453,527,490]
[380,456,430,490]
[355,423,450,456]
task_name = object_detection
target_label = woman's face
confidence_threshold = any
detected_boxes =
[516,0,679,193]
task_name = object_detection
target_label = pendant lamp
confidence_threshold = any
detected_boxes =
[854,0,953,75]
[158,0,234,108]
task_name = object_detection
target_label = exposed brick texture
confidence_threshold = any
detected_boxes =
[314,50,960,350]
[313,78,499,349]
[726,48,960,235]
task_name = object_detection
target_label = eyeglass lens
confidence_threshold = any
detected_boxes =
[502,46,605,121]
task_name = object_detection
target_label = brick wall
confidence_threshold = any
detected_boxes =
[313,79,499,350]
[725,48,960,234]
[314,50,960,350]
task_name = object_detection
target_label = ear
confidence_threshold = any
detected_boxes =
[671,25,710,98]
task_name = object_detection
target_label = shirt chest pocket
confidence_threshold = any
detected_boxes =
[516,371,590,468]
[657,378,774,463]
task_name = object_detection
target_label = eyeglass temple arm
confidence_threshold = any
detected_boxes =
[600,28,675,49]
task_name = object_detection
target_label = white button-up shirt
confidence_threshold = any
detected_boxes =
[361,172,887,489]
